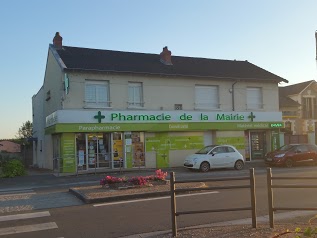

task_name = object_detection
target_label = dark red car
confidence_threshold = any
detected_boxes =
[265,144,317,168]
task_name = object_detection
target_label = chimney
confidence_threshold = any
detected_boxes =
[53,32,63,49]
[160,46,173,65]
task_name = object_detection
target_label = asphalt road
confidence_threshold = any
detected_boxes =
[1,166,317,237]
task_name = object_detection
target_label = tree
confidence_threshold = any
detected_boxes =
[16,120,33,145]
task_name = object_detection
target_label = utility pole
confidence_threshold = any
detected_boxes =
[315,31,317,60]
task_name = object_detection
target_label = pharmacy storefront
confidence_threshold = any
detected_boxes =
[45,110,284,173]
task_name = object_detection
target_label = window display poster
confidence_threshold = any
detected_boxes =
[78,150,85,166]
[216,137,245,149]
[89,157,95,165]
[145,135,204,152]
[133,142,144,167]
[61,133,76,173]
[113,140,123,161]
[88,141,95,165]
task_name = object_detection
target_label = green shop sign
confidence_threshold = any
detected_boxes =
[45,121,284,134]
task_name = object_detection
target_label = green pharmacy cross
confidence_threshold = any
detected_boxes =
[94,111,105,123]
[248,112,256,122]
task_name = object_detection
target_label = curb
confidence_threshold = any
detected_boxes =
[69,188,173,204]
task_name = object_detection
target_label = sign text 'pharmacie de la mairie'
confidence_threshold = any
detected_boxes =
[95,111,258,123]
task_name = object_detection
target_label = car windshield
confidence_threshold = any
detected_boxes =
[277,144,295,151]
[195,145,216,154]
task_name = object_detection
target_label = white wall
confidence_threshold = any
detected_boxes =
[63,72,280,112]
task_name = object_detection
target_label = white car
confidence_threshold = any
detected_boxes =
[184,145,245,172]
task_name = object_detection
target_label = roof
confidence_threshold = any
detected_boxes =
[279,94,300,107]
[54,45,288,83]
[279,80,315,96]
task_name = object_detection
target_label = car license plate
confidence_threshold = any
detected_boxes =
[266,158,272,161]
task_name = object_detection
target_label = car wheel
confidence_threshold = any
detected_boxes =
[285,159,293,168]
[200,162,210,172]
[234,160,244,170]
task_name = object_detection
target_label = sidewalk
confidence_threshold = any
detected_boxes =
[0,160,267,192]
[121,211,317,238]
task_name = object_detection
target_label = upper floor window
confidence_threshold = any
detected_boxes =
[85,80,110,108]
[302,97,317,119]
[128,82,144,108]
[247,87,263,110]
[282,111,298,117]
[195,85,219,109]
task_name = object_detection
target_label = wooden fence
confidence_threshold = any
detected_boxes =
[267,167,317,228]
[170,168,257,237]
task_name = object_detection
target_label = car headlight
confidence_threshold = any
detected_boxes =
[275,154,285,158]
[193,158,198,163]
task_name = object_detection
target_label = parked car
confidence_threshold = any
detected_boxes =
[183,145,245,172]
[265,144,317,168]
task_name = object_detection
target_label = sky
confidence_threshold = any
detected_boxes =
[1,0,317,139]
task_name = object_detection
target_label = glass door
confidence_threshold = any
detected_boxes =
[98,133,111,168]
[76,133,87,170]
[250,131,266,160]
[87,134,98,169]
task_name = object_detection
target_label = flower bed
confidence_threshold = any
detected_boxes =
[100,169,168,190]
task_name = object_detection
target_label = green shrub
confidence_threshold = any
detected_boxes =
[0,154,17,168]
[1,159,26,178]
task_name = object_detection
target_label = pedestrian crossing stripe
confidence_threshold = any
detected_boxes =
[0,211,50,222]
[0,222,58,236]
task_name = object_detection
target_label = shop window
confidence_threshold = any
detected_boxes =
[247,87,263,110]
[195,85,219,109]
[128,82,144,108]
[85,80,110,108]
[282,121,292,134]
[131,132,145,167]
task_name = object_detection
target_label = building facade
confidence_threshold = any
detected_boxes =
[279,80,317,144]
[32,32,288,173]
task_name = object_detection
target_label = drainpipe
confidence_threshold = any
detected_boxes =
[231,81,238,111]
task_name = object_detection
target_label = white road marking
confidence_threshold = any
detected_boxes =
[0,192,36,197]
[93,191,219,207]
[0,222,58,236]
[0,211,50,222]
[0,189,34,194]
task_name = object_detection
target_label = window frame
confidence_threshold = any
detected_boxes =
[128,82,144,108]
[84,80,111,108]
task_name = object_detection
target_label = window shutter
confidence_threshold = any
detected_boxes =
[195,86,219,109]
[247,88,262,109]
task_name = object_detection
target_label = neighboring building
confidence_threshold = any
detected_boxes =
[279,80,317,144]
[0,140,21,153]
[32,32,288,173]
